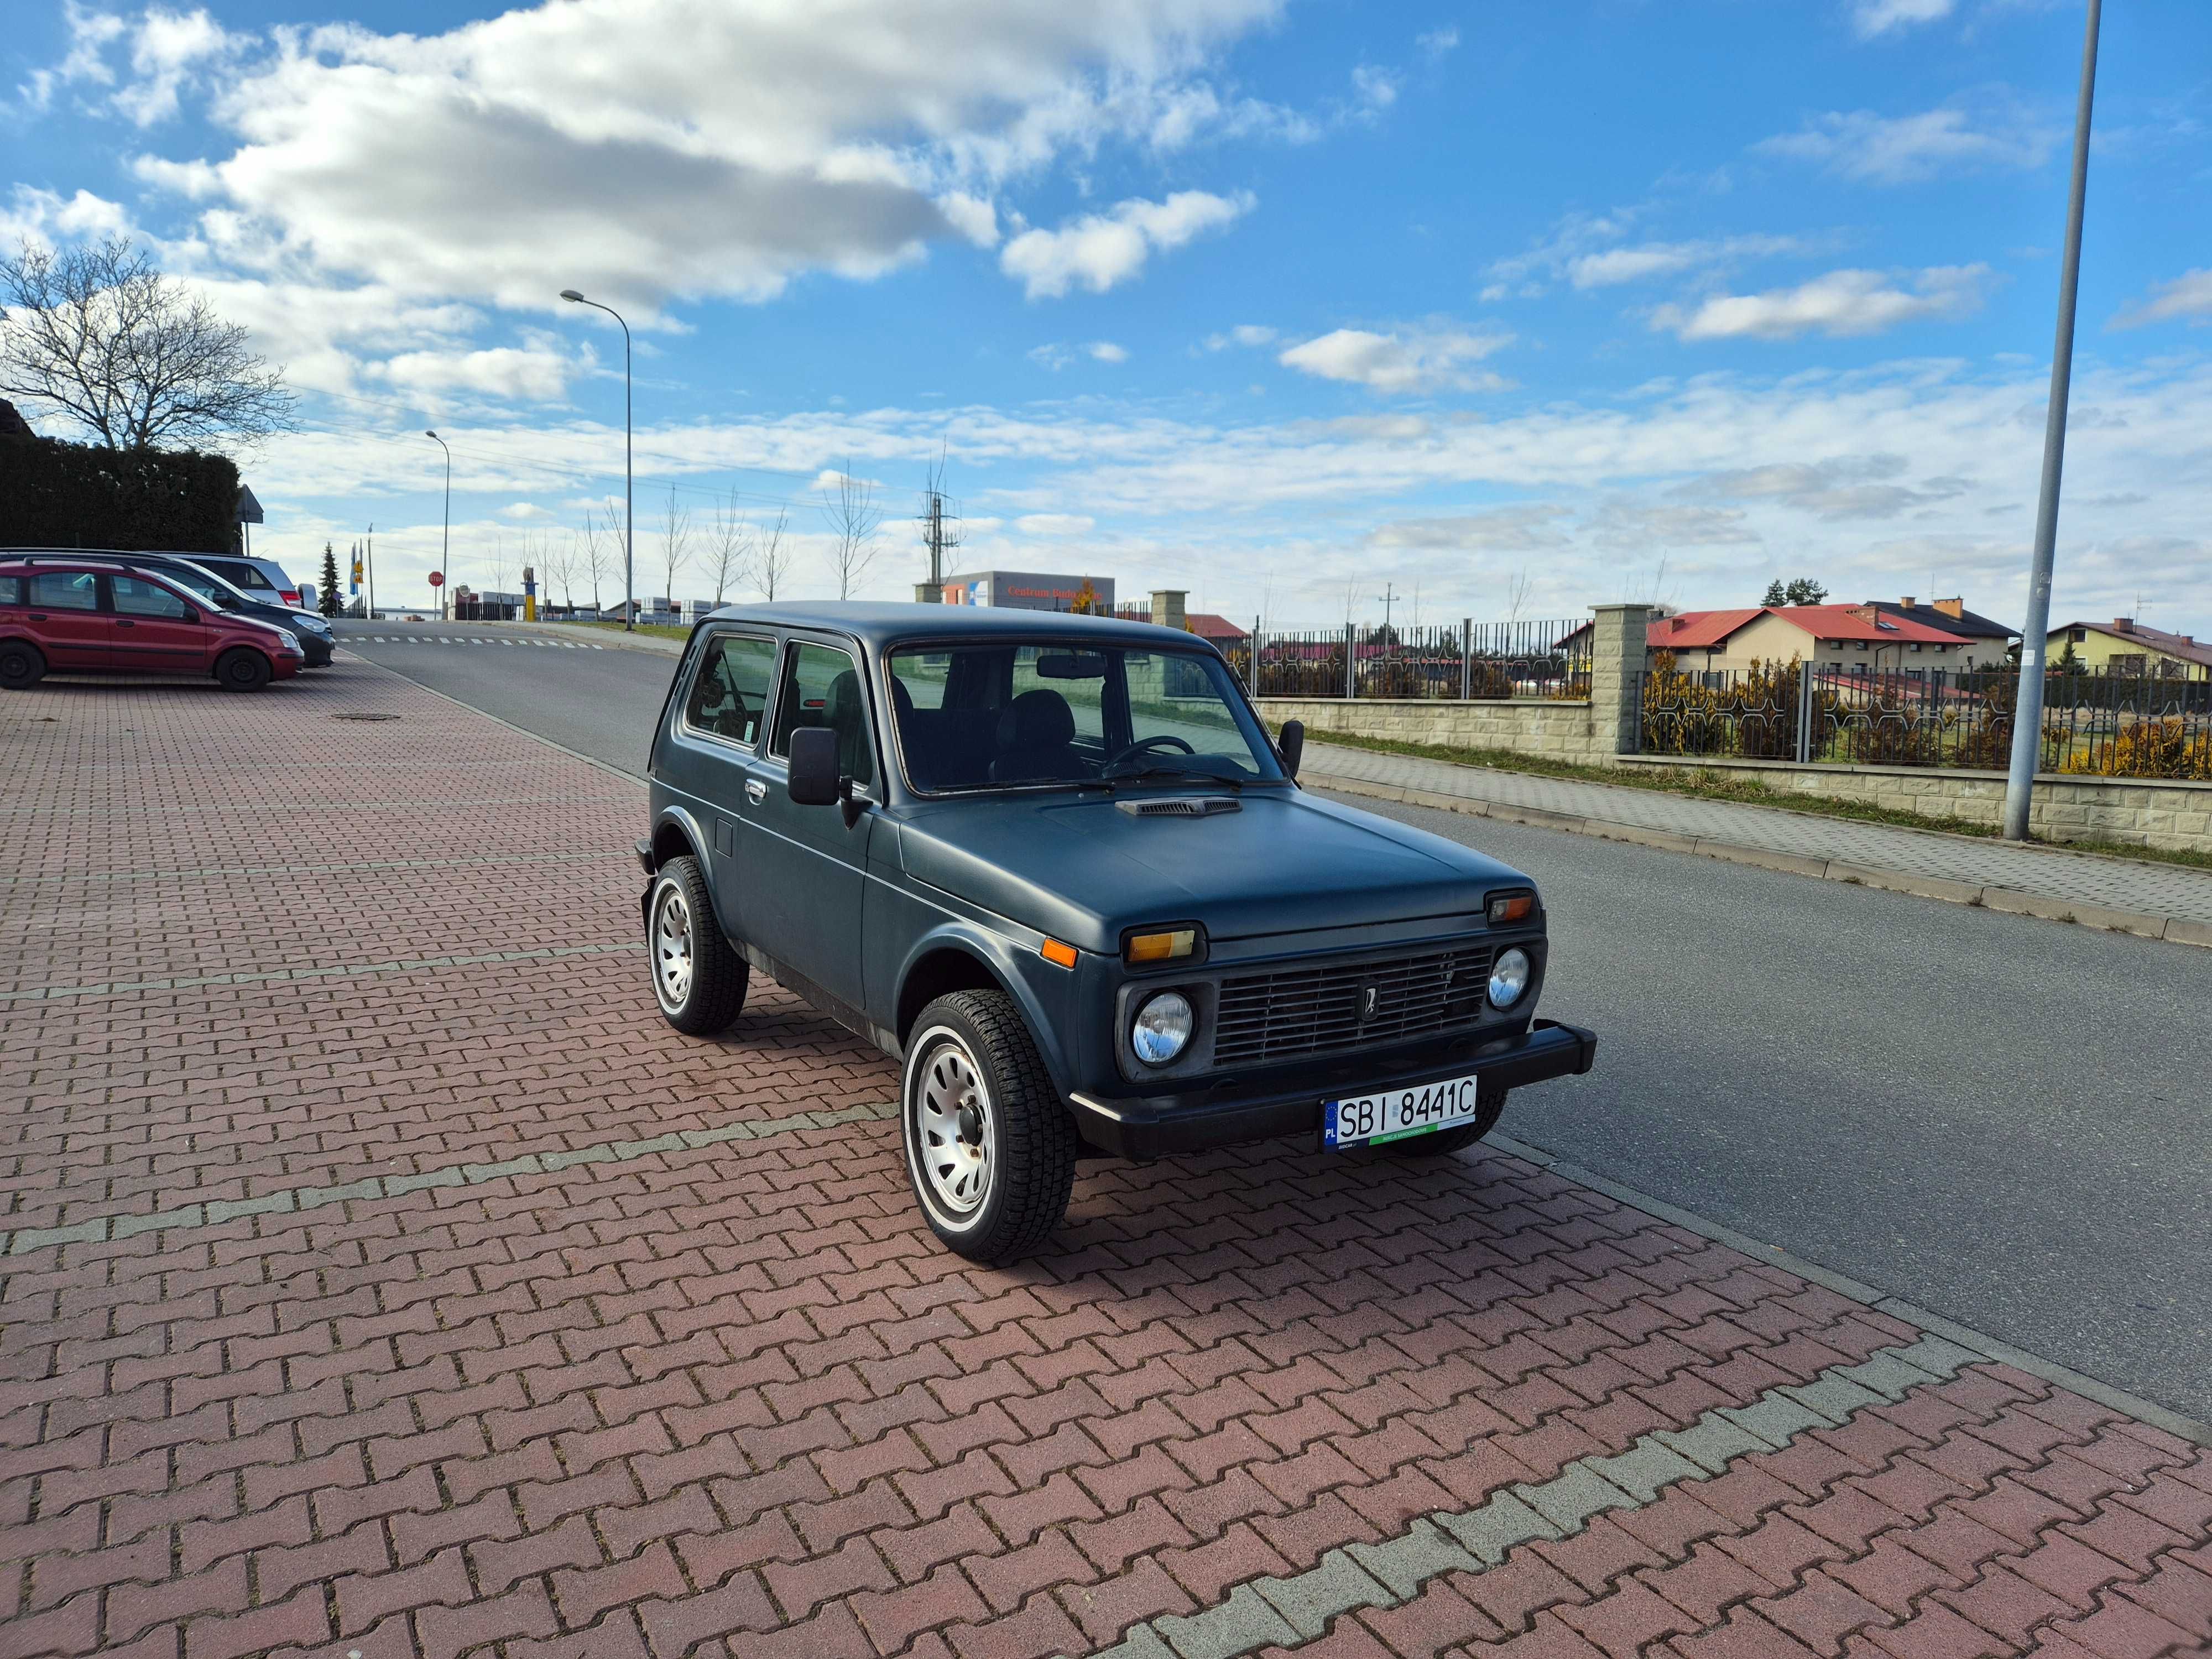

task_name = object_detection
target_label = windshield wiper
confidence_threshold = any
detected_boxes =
[1101,764,1245,791]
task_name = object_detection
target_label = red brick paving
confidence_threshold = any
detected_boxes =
[1,660,2206,1658]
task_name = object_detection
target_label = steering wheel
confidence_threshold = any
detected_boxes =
[1107,733,1196,769]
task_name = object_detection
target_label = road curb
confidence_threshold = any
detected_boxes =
[1310,768,2209,950]
[516,619,689,656]
[1483,1130,2212,1450]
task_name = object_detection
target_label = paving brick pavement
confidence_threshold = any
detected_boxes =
[1301,743,2212,931]
[2,661,2206,1659]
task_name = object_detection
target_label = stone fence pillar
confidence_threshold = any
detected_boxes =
[1589,603,1651,758]
[1150,589,1188,630]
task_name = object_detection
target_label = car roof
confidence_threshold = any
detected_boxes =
[707,600,1212,651]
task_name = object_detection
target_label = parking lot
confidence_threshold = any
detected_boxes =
[4,657,2209,1659]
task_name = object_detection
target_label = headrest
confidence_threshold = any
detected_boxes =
[997,687,1074,750]
[890,675,916,724]
[826,670,865,728]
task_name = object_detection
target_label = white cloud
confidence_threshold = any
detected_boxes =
[1279,325,1514,393]
[1368,505,1572,554]
[1204,323,1277,350]
[1567,233,1811,290]
[1683,455,1975,520]
[113,7,241,126]
[1000,189,1253,298]
[1029,340,1128,369]
[1016,513,1094,535]
[0,185,136,248]
[1652,267,1991,341]
[2112,269,2212,328]
[1350,65,1400,111]
[500,501,556,521]
[15,2,124,111]
[1416,27,1459,60]
[1757,106,2053,184]
[1087,341,1129,363]
[1846,0,1955,39]
[368,345,574,403]
[1589,501,1761,546]
[100,0,1285,314]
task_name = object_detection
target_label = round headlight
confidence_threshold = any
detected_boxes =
[1488,947,1531,1009]
[1130,990,1194,1066]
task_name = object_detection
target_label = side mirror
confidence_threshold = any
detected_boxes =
[787,726,842,806]
[1277,718,1305,780]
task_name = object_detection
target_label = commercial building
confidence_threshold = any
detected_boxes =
[939,570,1116,612]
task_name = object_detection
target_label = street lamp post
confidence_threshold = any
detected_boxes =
[425,430,451,621]
[559,289,633,631]
[2002,0,2103,842]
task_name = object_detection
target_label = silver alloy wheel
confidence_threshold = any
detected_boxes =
[651,880,694,1010]
[911,1032,993,1217]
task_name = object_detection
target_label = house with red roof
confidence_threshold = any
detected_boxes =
[1559,602,2011,675]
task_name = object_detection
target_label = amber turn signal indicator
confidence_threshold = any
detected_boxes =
[1488,894,1536,926]
[1124,928,1196,964]
[1040,938,1079,968]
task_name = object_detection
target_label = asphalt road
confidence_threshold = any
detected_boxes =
[340,620,2212,1423]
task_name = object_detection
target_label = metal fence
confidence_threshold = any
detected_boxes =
[1222,620,1588,701]
[1639,661,2212,779]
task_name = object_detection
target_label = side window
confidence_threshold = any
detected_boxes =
[682,632,776,746]
[30,572,100,611]
[206,560,269,591]
[0,575,21,607]
[770,641,875,791]
[111,576,192,620]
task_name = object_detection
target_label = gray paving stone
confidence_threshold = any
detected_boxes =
[1253,1548,1395,1637]
[1721,1392,1835,1448]
[1655,1413,1771,1474]
[1514,1463,1637,1533]
[1893,1333,1986,1379]
[1345,1517,1478,1599]
[1156,1583,1300,1659]
[1583,1437,1705,1503]
[1784,1374,1887,1422]
[1434,1491,1561,1563]
[1836,1349,1949,1401]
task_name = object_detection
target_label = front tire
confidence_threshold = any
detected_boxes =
[646,855,747,1034]
[215,648,272,692]
[1384,1084,1506,1157]
[902,991,1077,1264]
[0,640,45,690]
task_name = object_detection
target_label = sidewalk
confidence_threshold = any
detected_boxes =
[1306,739,2212,941]
[6,661,2208,1659]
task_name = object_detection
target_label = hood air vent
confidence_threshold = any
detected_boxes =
[1116,795,1241,817]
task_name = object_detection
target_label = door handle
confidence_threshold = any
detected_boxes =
[116,619,137,628]
[744,779,768,805]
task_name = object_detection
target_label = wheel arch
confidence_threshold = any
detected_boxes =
[893,927,1073,1099]
[648,805,710,869]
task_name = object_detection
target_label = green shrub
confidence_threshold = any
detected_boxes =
[0,434,239,552]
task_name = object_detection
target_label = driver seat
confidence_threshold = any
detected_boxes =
[989,688,1079,782]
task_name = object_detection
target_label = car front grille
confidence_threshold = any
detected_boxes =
[1211,942,1495,1067]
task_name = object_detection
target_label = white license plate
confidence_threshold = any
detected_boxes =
[1323,1071,1485,1149]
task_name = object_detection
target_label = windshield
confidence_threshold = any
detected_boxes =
[887,640,1283,794]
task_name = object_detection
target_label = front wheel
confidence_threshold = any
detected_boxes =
[902,990,1077,1264]
[646,855,747,1034]
[0,640,45,690]
[1384,1084,1506,1157]
[214,648,272,692]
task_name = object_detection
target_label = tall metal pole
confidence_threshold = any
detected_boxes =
[560,291,634,630]
[425,431,451,621]
[2002,0,2101,841]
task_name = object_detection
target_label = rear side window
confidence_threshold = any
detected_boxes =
[111,576,192,619]
[770,641,875,790]
[683,633,777,746]
[205,559,273,591]
[0,575,21,607]
[30,572,99,611]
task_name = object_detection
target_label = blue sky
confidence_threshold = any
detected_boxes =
[5,0,2208,633]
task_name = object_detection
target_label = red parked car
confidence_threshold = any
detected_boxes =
[0,556,305,692]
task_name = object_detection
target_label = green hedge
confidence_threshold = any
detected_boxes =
[0,436,240,554]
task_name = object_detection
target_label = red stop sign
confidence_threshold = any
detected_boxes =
[428,571,445,587]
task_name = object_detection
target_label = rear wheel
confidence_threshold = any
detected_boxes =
[1384,1084,1506,1157]
[902,990,1077,1264]
[646,855,747,1034]
[214,648,271,692]
[0,640,45,690]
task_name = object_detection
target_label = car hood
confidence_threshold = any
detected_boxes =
[891,787,1529,952]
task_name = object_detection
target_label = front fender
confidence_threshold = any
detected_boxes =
[893,919,1081,1101]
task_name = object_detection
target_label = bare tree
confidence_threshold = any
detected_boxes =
[819,462,882,601]
[482,532,516,611]
[749,508,794,601]
[705,491,749,607]
[0,235,296,451]
[577,516,611,615]
[1504,568,1535,627]
[541,530,575,613]
[658,484,692,617]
